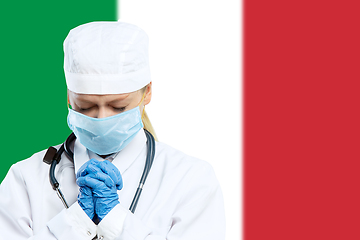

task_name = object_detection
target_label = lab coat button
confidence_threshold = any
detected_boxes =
[87,231,92,236]
[98,236,104,240]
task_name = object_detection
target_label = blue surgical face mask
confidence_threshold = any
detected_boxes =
[67,106,144,155]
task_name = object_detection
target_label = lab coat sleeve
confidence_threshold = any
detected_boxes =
[165,165,226,240]
[96,161,226,240]
[0,164,97,240]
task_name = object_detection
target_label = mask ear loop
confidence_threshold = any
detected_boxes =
[138,91,146,120]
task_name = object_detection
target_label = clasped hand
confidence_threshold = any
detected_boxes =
[76,158,123,222]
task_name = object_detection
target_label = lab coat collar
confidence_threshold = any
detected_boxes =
[73,129,147,175]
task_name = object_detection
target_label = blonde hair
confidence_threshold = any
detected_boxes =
[141,85,158,141]
[142,110,158,141]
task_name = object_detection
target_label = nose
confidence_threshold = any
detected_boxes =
[97,107,112,118]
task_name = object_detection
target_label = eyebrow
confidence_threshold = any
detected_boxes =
[108,94,132,104]
[75,93,132,104]
[75,99,95,104]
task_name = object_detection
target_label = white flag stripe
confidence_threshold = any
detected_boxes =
[118,1,242,239]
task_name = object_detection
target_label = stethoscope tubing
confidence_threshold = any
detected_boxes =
[43,129,155,213]
[129,129,155,213]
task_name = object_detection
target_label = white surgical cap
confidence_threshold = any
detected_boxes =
[64,21,151,94]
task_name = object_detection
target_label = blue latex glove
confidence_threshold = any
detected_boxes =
[77,159,123,221]
[77,186,95,220]
[77,159,123,190]
[76,159,99,220]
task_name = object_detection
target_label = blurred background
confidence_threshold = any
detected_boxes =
[0,1,241,239]
[0,1,117,178]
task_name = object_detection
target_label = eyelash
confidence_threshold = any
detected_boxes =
[78,106,126,112]
[79,107,91,112]
[114,107,126,111]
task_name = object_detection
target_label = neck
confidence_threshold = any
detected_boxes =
[98,153,114,159]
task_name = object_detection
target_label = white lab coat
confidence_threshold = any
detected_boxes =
[0,129,225,239]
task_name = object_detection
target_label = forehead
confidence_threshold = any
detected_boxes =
[69,90,140,103]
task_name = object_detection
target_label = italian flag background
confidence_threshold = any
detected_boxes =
[1,0,360,240]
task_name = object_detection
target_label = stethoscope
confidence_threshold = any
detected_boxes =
[43,129,155,214]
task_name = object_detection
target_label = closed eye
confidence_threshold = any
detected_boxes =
[79,107,92,111]
[77,104,98,112]
[114,107,126,112]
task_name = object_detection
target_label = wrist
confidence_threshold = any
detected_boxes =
[96,199,120,221]
[78,199,95,220]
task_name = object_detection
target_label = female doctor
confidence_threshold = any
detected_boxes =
[0,21,225,240]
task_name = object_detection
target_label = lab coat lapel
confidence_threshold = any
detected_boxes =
[73,139,89,175]
[112,129,147,175]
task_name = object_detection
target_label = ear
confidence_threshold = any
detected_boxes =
[67,89,70,107]
[143,82,152,106]
[67,89,73,108]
